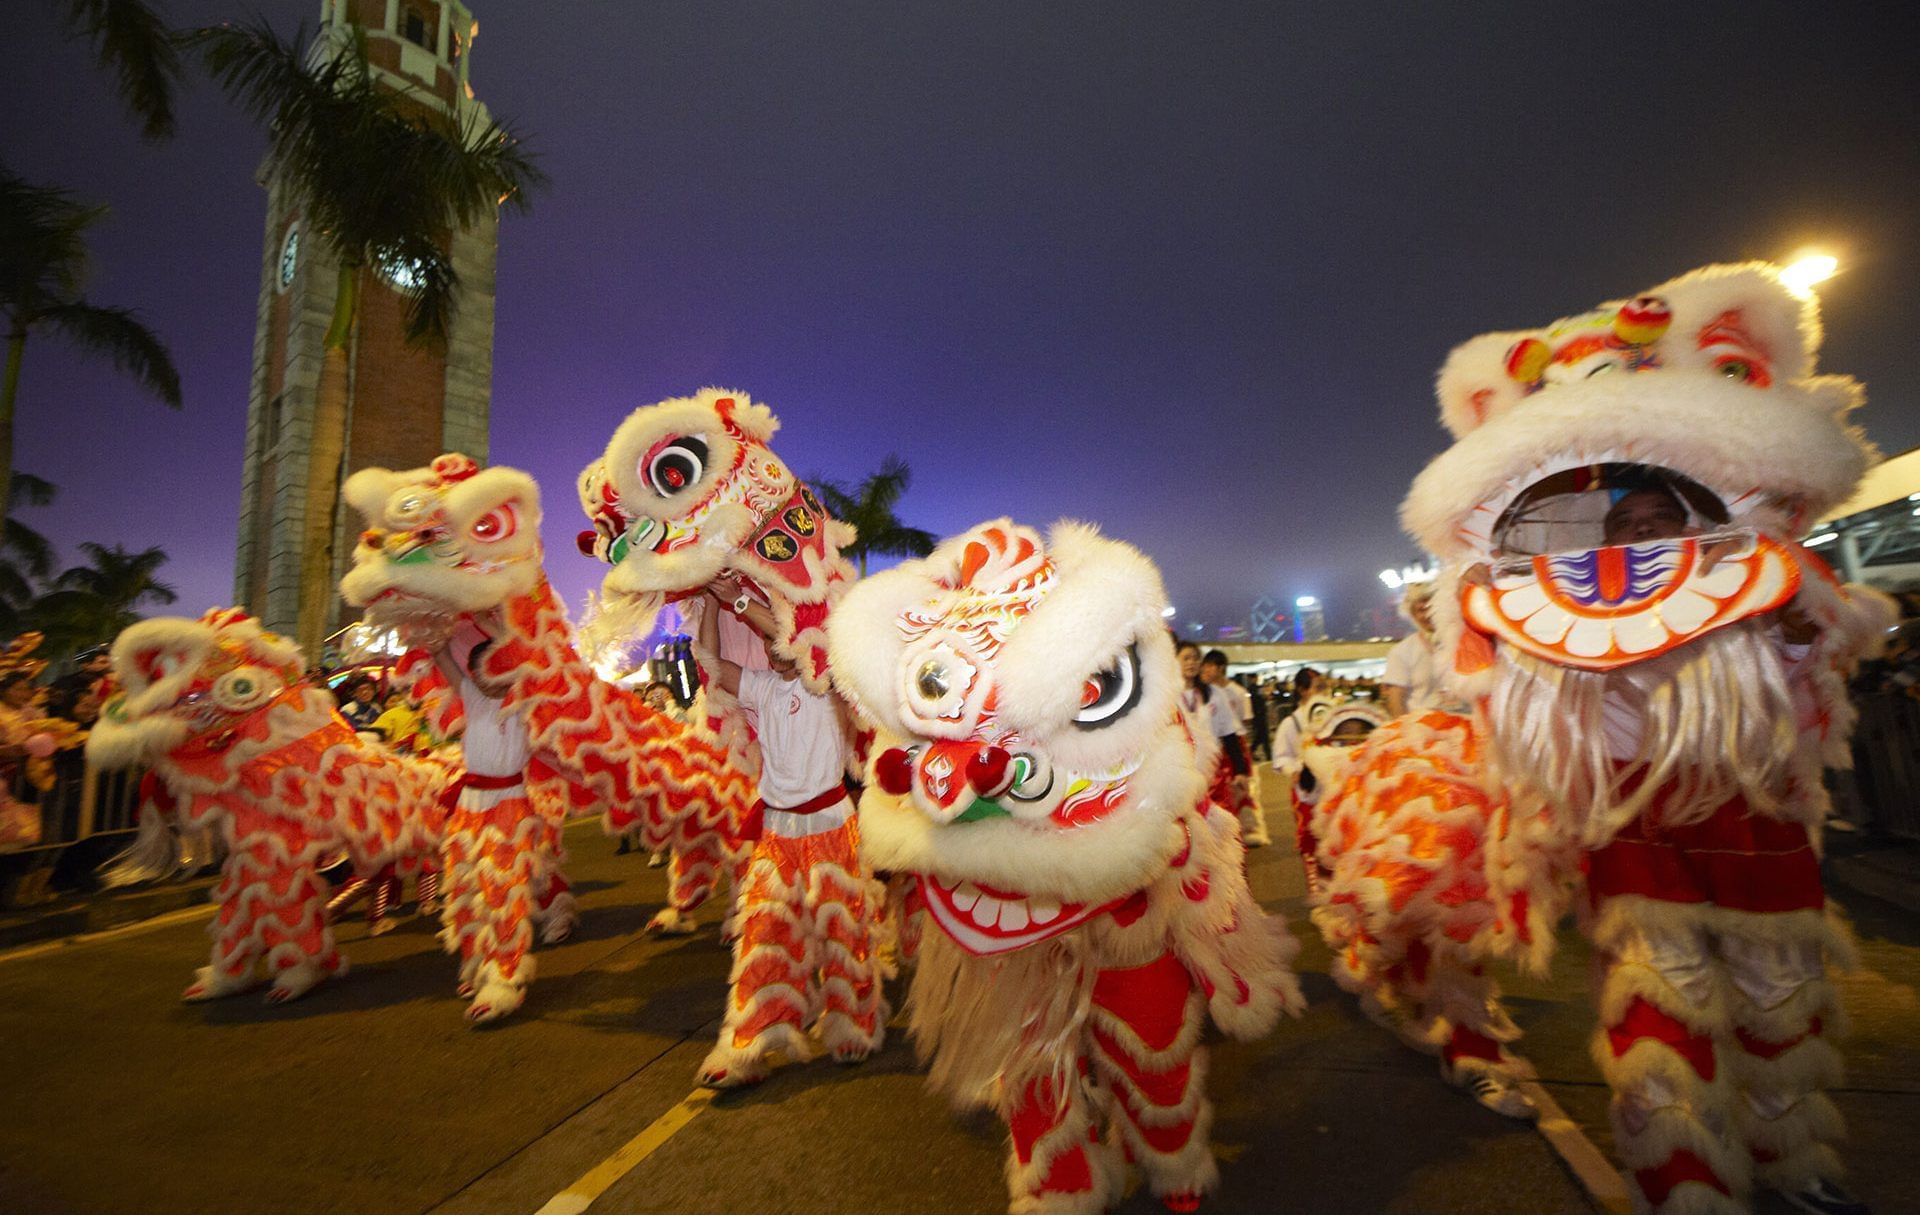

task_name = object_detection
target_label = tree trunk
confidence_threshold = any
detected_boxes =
[0,328,24,539]
[294,264,359,658]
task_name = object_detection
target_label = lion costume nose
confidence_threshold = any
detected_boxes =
[875,742,1016,811]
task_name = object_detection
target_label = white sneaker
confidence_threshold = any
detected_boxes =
[1445,1061,1538,1121]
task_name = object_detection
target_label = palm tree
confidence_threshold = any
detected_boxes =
[25,541,177,660]
[0,168,182,537]
[0,473,60,634]
[195,18,544,653]
[56,0,184,139]
[813,455,938,577]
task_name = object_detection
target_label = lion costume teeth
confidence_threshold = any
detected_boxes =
[831,518,1302,1214]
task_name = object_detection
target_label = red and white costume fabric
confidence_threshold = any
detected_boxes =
[1402,264,1896,1212]
[577,389,861,933]
[1305,707,1549,1094]
[698,668,886,1084]
[89,610,449,1005]
[342,454,758,1022]
[831,520,1302,1214]
[1202,680,1267,846]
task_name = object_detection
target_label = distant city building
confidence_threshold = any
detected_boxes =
[1293,595,1327,642]
[233,0,498,653]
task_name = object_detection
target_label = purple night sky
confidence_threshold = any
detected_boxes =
[5,1,1917,639]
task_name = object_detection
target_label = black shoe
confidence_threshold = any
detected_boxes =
[1780,1178,1872,1215]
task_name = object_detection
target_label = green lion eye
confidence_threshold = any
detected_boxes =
[231,678,254,695]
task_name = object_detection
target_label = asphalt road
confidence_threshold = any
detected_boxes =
[1,782,1915,1215]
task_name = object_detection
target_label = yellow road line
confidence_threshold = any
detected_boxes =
[533,1086,718,1215]
[0,901,213,966]
[1520,1080,1633,1215]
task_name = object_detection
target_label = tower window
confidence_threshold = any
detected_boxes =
[402,6,435,51]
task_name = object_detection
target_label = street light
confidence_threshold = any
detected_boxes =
[1295,595,1318,608]
[1781,253,1838,299]
[1379,569,1402,590]
[1161,604,1177,618]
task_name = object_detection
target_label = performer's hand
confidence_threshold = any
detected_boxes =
[1778,595,1818,646]
[1699,536,1741,574]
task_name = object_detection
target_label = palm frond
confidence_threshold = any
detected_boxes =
[8,473,56,508]
[0,168,105,314]
[61,0,184,140]
[40,302,182,406]
[864,525,938,560]
[2,518,57,581]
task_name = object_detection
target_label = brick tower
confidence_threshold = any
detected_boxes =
[232,0,496,657]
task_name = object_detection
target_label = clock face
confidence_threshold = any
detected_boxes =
[278,226,300,290]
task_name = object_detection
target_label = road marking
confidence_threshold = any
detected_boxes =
[1520,1080,1633,1215]
[0,901,213,966]
[533,1086,717,1215]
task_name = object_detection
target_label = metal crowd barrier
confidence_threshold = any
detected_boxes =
[0,758,149,906]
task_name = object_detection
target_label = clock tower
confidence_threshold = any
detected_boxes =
[232,0,497,656]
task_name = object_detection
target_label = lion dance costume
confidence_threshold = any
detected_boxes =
[1402,264,1893,1212]
[832,519,1302,1214]
[579,389,860,934]
[88,609,449,1004]
[580,389,888,1081]
[342,453,755,1023]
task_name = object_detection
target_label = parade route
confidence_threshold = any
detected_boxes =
[2,782,1915,1215]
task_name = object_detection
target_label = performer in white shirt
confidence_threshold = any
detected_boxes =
[695,576,887,1089]
[1202,649,1270,846]
[1381,583,1444,718]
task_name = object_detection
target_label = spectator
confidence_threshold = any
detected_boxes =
[1382,583,1445,717]
[339,677,383,732]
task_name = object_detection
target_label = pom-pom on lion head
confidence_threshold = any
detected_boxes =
[579,388,854,688]
[340,454,544,641]
[87,608,305,769]
[830,519,1198,954]
[1405,262,1871,563]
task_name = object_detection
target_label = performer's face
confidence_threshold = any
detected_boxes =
[1177,647,1199,680]
[1603,489,1689,546]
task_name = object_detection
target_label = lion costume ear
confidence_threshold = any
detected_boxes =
[1655,262,1819,387]
[342,467,416,525]
[1433,262,1824,440]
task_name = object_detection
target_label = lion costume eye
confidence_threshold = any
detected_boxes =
[643,436,709,497]
[1072,645,1142,730]
[470,505,517,543]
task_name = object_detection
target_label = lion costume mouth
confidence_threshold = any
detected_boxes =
[920,876,1122,956]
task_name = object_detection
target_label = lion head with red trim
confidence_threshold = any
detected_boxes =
[578,389,854,690]
[1404,263,1888,841]
[88,608,306,769]
[830,519,1199,954]
[340,453,544,643]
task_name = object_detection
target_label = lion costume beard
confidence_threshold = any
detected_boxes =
[1482,619,1799,847]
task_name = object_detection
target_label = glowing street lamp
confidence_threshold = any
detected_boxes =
[1379,569,1402,590]
[1295,595,1317,609]
[1780,253,1838,299]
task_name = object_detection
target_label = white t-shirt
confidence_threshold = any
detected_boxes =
[738,668,848,810]
[1203,686,1240,739]
[1219,680,1254,730]
[1382,633,1441,714]
[456,673,532,778]
[1270,708,1308,778]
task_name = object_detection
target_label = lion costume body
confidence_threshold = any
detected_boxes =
[88,609,449,1004]
[1402,264,1893,1212]
[831,519,1302,1214]
[342,453,755,1022]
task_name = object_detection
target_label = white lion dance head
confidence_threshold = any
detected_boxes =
[340,452,545,648]
[579,388,855,690]
[88,608,307,771]
[1403,262,1890,842]
[830,518,1195,948]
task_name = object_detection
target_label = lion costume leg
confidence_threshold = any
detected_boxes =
[1086,951,1217,1211]
[649,832,726,936]
[190,817,342,1004]
[1592,902,1748,1214]
[440,784,539,1025]
[1722,918,1851,1196]
[699,836,812,1086]
[529,812,577,945]
[1003,1068,1122,1215]
[807,821,888,1063]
